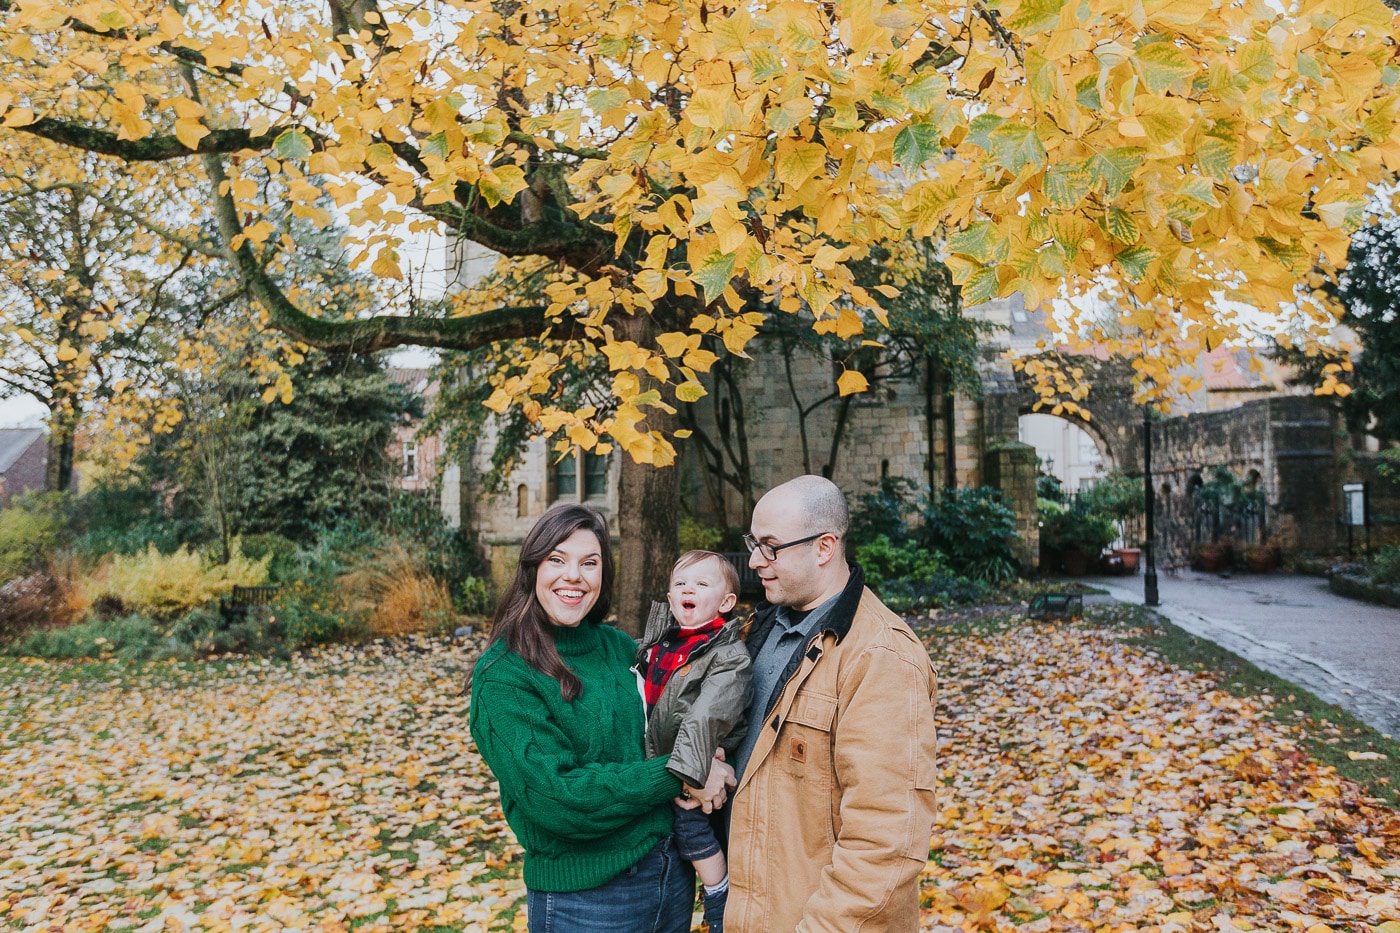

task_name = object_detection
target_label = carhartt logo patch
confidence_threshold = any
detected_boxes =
[790,738,807,762]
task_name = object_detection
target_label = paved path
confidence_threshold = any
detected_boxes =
[1084,571,1400,738]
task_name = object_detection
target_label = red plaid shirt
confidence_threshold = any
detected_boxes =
[643,616,725,709]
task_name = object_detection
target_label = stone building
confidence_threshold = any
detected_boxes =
[415,242,1393,586]
[424,290,1040,588]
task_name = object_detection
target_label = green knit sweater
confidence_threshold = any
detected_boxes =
[468,619,682,891]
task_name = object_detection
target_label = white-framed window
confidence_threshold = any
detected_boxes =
[551,448,610,502]
[403,440,418,480]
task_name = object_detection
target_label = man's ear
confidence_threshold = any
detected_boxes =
[814,533,840,567]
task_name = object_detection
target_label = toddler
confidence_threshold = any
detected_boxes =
[636,550,754,933]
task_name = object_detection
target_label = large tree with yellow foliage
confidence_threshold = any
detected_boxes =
[1,0,1397,616]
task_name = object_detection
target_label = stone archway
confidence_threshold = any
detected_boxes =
[1017,411,1111,492]
[982,353,1146,474]
[977,353,1150,569]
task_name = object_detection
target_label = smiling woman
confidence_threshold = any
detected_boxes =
[468,503,705,932]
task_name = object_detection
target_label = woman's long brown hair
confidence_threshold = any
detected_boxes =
[475,503,613,701]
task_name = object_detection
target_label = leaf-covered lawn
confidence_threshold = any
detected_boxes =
[0,639,525,931]
[918,606,1400,932]
[1,606,1396,931]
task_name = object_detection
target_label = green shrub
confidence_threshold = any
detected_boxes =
[1367,546,1400,585]
[855,534,991,612]
[856,535,949,591]
[457,575,494,616]
[850,476,920,545]
[271,587,363,647]
[678,515,724,551]
[919,487,1020,583]
[0,493,66,583]
[11,612,189,661]
[386,491,487,609]
[238,533,300,582]
[1380,450,1399,485]
[1037,474,1066,503]
[69,482,197,559]
[10,604,294,660]
[1078,470,1144,523]
[1041,503,1118,555]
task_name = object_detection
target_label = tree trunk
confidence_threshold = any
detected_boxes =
[615,443,679,637]
[45,407,77,493]
[613,312,681,638]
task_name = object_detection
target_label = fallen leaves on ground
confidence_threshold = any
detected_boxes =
[0,636,525,931]
[917,605,1400,932]
[1,606,1397,931]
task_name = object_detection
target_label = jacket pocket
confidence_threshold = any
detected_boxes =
[784,691,836,731]
[780,691,836,774]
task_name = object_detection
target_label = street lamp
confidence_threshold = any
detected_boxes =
[1143,405,1160,606]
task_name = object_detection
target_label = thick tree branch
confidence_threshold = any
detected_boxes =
[200,150,574,352]
[21,117,281,161]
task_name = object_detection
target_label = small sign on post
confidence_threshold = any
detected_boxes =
[1341,482,1369,558]
[1342,482,1367,527]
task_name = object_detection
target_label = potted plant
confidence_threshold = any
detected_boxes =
[1079,471,1145,575]
[1115,546,1142,574]
[1194,541,1230,572]
[1244,540,1281,573]
[1049,506,1117,577]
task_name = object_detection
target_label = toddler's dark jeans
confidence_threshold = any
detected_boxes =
[671,800,722,861]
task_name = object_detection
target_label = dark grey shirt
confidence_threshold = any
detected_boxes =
[732,591,841,781]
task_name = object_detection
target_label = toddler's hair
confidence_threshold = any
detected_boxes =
[673,549,740,597]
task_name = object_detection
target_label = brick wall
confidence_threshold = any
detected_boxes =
[0,435,46,502]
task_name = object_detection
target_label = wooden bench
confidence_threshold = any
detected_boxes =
[719,552,765,600]
[219,584,282,625]
[1027,591,1084,621]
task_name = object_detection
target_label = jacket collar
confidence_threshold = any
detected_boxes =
[744,563,866,657]
[637,602,743,667]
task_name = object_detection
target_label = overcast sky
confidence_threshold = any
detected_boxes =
[0,220,453,433]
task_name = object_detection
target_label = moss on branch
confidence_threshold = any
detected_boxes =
[25,117,280,161]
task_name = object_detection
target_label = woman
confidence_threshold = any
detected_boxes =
[469,503,721,932]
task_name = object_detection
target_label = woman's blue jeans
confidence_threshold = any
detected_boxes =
[526,836,695,933]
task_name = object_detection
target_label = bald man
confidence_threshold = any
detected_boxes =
[724,475,938,932]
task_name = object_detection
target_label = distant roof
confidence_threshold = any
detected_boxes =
[386,367,434,397]
[0,428,44,474]
[1199,347,1276,391]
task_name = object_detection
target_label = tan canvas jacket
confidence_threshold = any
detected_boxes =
[726,569,938,932]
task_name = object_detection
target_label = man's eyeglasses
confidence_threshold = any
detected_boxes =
[742,531,833,562]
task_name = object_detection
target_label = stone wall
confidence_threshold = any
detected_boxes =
[685,341,952,526]
[984,441,1040,567]
[1147,396,1342,563]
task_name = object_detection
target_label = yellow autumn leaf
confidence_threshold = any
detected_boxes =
[836,369,868,396]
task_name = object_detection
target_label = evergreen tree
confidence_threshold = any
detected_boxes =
[1328,212,1400,444]
[223,351,414,542]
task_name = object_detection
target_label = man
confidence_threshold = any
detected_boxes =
[725,474,938,932]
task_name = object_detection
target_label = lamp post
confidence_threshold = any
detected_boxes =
[1143,404,1160,607]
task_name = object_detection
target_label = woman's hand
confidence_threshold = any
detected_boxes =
[678,749,737,814]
